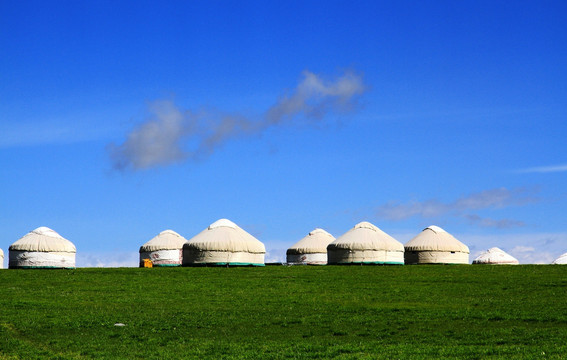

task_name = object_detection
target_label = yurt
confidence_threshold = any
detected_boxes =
[473,247,519,265]
[9,227,76,269]
[327,221,404,265]
[286,228,335,265]
[139,230,188,267]
[0,248,4,269]
[552,253,567,264]
[404,225,469,265]
[183,219,265,266]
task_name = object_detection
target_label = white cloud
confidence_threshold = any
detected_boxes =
[108,70,366,171]
[508,246,556,264]
[76,251,139,268]
[265,248,286,264]
[517,164,567,173]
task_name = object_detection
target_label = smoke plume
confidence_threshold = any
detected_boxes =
[108,70,365,170]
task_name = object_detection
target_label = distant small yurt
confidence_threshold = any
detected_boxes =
[473,247,519,265]
[183,219,265,266]
[139,230,188,267]
[0,248,4,269]
[327,221,404,265]
[404,225,469,265]
[286,228,335,265]
[552,253,567,265]
[9,227,76,269]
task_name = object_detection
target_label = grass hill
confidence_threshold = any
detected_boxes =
[1,265,566,359]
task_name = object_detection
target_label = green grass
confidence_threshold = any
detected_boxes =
[1,266,566,359]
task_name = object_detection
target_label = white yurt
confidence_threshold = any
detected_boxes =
[473,247,519,265]
[404,225,469,265]
[286,228,335,265]
[9,227,76,269]
[327,221,404,265]
[0,248,4,269]
[139,230,188,267]
[552,253,567,264]
[183,219,265,266]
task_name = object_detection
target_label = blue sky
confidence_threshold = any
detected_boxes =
[1,1,566,266]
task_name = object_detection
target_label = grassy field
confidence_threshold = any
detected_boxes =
[0,265,566,359]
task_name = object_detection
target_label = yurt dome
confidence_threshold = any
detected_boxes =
[404,225,469,265]
[552,253,567,265]
[327,221,404,265]
[473,247,519,265]
[9,227,76,269]
[139,230,188,267]
[286,228,335,265]
[183,219,265,266]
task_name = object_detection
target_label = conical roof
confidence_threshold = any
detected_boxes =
[552,252,567,265]
[9,227,76,252]
[287,228,335,255]
[184,219,265,253]
[327,222,404,251]
[473,247,519,264]
[139,230,188,252]
[405,226,469,253]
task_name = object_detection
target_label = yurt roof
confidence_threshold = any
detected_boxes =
[404,225,469,253]
[184,219,265,253]
[327,221,404,251]
[9,227,76,253]
[139,230,188,252]
[552,252,567,265]
[473,247,519,264]
[286,228,335,255]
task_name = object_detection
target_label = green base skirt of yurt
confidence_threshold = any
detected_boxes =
[405,262,469,265]
[9,266,76,269]
[185,262,265,267]
[329,261,404,265]
[153,264,181,267]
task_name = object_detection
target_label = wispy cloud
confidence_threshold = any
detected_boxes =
[108,70,366,171]
[517,164,567,173]
[377,187,537,228]
[463,214,525,229]
[0,121,120,148]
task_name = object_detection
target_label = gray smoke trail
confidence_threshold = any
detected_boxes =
[108,100,195,170]
[266,70,365,125]
[108,70,366,171]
